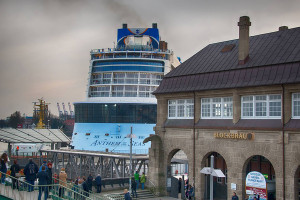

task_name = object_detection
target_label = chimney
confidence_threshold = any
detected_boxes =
[152,23,158,29]
[238,16,251,65]
[279,26,288,31]
[122,24,127,29]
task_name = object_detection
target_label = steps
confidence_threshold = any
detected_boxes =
[133,189,156,199]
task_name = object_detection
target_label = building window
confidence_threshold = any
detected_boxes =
[168,99,194,119]
[292,93,300,118]
[241,94,281,119]
[201,97,233,119]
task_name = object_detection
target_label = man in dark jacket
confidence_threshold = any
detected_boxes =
[10,160,20,189]
[87,174,93,192]
[95,174,102,193]
[131,178,137,198]
[124,189,131,200]
[24,159,38,192]
[232,192,239,200]
[82,177,89,197]
[37,166,49,200]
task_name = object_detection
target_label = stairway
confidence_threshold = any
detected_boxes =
[133,189,156,199]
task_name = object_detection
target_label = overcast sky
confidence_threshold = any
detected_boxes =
[0,0,299,119]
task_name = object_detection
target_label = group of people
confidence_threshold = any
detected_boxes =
[124,171,146,199]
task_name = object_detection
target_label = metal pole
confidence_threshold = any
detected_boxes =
[210,155,214,200]
[129,126,133,193]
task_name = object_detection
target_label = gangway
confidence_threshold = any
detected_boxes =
[40,149,149,181]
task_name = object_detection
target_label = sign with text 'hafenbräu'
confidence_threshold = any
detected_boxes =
[246,171,267,200]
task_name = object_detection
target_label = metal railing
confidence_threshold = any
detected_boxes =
[0,171,110,200]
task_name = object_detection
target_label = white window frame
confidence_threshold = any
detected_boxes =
[241,94,281,119]
[168,99,194,119]
[292,93,300,119]
[201,97,233,119]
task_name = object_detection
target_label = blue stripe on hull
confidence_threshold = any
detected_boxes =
[71,123,153,154]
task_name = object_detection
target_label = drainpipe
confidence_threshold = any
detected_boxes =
[281,84,285,200]
[193,92,196,185]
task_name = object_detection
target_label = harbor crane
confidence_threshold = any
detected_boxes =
[57,103,63,117]
[68,102,74,118]
[62,102,69,116]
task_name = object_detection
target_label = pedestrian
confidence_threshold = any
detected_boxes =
[95,174,102,193]
[178,177,182,198]
[87,174,93,192]
[53,173,59,194]
[16,146,19,157]
[188,184,195,200]
[0,153,8,184]
[37,165,49,200]
[24,159,38,192]
[124,188,131,200]
[134,171,140,189]
[10,160,20,189]
[82,177,89,198]
[59,168,67,197]
[131,178,137,198]
[39,160,48,172]
[46,162,52,198]
[232,192,239,200]
[140,172,146,190]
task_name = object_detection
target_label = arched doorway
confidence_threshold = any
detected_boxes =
[201,152,227,200]
[294,166,300,200]
[167,149,189,199]
[243,155,276,200]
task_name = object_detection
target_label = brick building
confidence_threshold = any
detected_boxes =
[146,16,300,199]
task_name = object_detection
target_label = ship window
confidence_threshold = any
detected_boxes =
[75,103,156,124]
[124,86,137,97]
[112,86,124,97]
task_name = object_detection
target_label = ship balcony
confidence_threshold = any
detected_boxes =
[90,48,171,61]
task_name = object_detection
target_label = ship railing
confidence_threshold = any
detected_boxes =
[0,171,110,200]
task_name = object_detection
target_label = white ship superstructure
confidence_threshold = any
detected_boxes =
[71,23,180,154]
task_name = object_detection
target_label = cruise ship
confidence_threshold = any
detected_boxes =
[71,23,180,154]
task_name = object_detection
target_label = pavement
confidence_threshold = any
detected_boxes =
[142,198,177,200]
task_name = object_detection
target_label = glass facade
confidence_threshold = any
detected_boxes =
[92,65,164,72]
[93,60,164,66]
[75,103,157,123]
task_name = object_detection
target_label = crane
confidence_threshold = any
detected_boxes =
[57,103,63,118]
[62,102,69,117]
[68,102,74,118]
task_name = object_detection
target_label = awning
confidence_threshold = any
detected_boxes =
[0,128,70,143]
[200,167,226,177]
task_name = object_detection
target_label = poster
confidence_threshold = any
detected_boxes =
[245,171,267,200]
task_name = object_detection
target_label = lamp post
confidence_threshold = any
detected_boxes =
[210,155,214,200]
[129,126,133,193]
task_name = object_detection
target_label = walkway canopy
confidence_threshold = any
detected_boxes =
[0,128,70,143]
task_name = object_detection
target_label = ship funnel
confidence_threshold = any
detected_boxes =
[122,24,127,29]
[152,23,157,29]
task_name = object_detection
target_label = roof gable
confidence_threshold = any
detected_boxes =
[166,27,300,78]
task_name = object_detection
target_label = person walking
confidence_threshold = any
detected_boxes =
[0,153,8,184]
[10,160,20,189]
[82,177,90,198]
[87,174,93,192]
[140,172,146,190]
[124,189,131,200]
[134,171,140,189]
[178,177,182,198]
[188,184,195,200]
[37,166,49,200]
[131,178,137,198]
[39,160,48,172]
[24,159,38,192]
[59,168,67,197]
[95,174,102,193]
[232,192,239,200]
[46,162,52,197]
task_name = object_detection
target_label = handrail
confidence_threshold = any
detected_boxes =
[147,178,160,197]
[0,171,105,200]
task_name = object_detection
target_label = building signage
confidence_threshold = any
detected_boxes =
[245,171,267,200]
[214,132,254,140]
